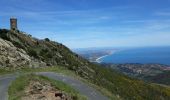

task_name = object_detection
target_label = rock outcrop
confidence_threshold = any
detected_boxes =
[0,38,46,69]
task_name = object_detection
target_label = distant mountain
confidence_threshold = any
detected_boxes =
[1,29,170,100]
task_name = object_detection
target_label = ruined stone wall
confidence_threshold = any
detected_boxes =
[10,18,17,30]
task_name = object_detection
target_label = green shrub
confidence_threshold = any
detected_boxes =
[45,38,50,42]
[28,48,38,58]
[13,41,24,49]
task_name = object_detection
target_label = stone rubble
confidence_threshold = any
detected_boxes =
[22,80,73,100]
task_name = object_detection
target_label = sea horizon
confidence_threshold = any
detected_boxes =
[96,46,170,65]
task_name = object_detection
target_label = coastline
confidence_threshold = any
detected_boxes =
[95,51,116,63]
[96,55,110,63]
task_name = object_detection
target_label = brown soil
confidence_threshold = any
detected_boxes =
[21,80,73,100]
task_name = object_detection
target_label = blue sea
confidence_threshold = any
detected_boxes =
[100,47,170,65]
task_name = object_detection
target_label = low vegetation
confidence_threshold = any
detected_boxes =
[144,70,170,86]
[0,68,13,75]
[90,65,170,100]
[103,63,170,86]
[8,74,86,100]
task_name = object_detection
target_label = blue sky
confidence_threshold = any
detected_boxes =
[0,0,170,48]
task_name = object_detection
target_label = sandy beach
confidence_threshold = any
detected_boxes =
[96,52,116,63]
[96,55,110,63]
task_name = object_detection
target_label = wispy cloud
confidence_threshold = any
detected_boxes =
[63,32,170,48]
[155,12,170,16]
[123,20,155,23]
[1,0,170,48]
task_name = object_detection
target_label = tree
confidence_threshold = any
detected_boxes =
[45,38,50,42]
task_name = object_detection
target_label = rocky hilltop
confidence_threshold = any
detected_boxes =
[0,29,93,79]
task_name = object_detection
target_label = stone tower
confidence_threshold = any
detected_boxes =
[10,18,17,30]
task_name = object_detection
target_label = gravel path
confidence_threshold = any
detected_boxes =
[37,72,108,100]
[0,72,109,100]
[0,75,16,100]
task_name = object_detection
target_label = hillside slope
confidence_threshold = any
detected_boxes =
[0,29,170,100]
[103,63,170,85]
[144,70,170,85]
[0,38,46,69]
[0,29,94,79]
